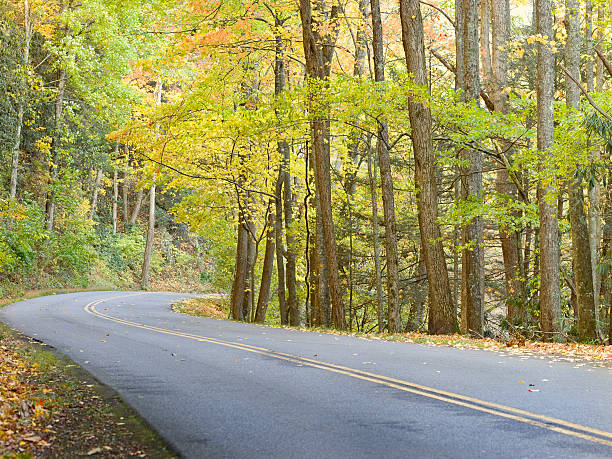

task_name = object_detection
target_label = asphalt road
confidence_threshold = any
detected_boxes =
[1,291,611,458]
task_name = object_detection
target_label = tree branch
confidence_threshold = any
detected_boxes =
[560,63,612,121]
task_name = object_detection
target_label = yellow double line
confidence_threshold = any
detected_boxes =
[84,294,612,448]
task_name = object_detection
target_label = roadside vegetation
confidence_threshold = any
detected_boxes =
[0,323,175,458]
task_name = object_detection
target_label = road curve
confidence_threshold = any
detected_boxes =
[1,291,611,458]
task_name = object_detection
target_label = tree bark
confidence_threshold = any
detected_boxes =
[491,0,525,324]
[400,0,457,334]
[89,169,103,220]
[112,147,119,235]
[255,203,275,322]
[46,67,66,232]
[371,0,401,332]
[129,188,144,225]
[122,145,130,228]
[367,144,384,332]
[10,0,33,199]
[299,0,346,329]
[274,171,288,325]
[230,216,249,320]
[565,0,596,341]
[536,0,562,340]
[283,144,299,326]
[141,78,163,289]
[479,0,494,96]
[460,0,484,336]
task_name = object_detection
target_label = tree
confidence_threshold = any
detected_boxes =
[536,0,562,340]
[141,77,162,290]
[399,0,456,334]
[299,0,345,329]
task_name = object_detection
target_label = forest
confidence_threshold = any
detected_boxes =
[1,0,611,343]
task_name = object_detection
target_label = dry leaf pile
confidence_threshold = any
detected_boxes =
[0,341,50,456]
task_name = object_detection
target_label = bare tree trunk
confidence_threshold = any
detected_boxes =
[596,7,605,92]
[300,0,346,329]
[274,171,288,324]
[565,0,596,341]
[89,169,103,220]
[112,147,119,235]
[400,0,457,334]
[371,0,401,332]
[242,224,256,322]
[586,0,602,336]
[536,0,562,340]
[141,185,156,289]
[480,0,494,96]
[231,217,249,320]
[406,254,428,331]
[455,0,465,92]
[122,145,130,228]
[255,201,276,323]
[46,68,66,232]
[141,78,163,289]
[491,0,525,324]
[283,144,299,326]
[10,0,33,199]
[368,145,384,332]
[460,0,484,336]
[129,188,144,225]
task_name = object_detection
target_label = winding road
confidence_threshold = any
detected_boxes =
[1,291,611,458]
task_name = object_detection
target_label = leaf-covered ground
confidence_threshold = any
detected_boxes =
[175,298,612,367]
[0,323,175,459]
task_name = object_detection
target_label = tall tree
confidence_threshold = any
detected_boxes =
[371,0,401,332]
[536,0,562,340]
[9,0,32,199]
[460,0,484,336]
[141,78,163,289]
[399,0,456,334]
[565,0,596,341]
[299,0,346,329]
[491,0,524,324]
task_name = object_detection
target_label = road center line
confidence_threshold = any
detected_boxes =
[83,294,612,448]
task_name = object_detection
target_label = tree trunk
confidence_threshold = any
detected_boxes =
[242,224,256,322]
[10,0,33,200]
[371,0,401,332]
[141,78,163,289]
[586,0,602,336]
[274,171,288,325]
[46,68,66,232]
[491,0,525,324]
[122,145,130,228]
[536,0,562,340]
[141,184,156,289]
[89,169,103,220]
[460,0,484,336]
[129,188,144,225]
[565,0,596,341]
[255,204,275,323]
[368,144,385,332]
[112,147,119,235]
[283,144,299,326]
[400,0,457,334]
[480,0,494,96]
[230,217,249,320]
[299,0,346,329]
